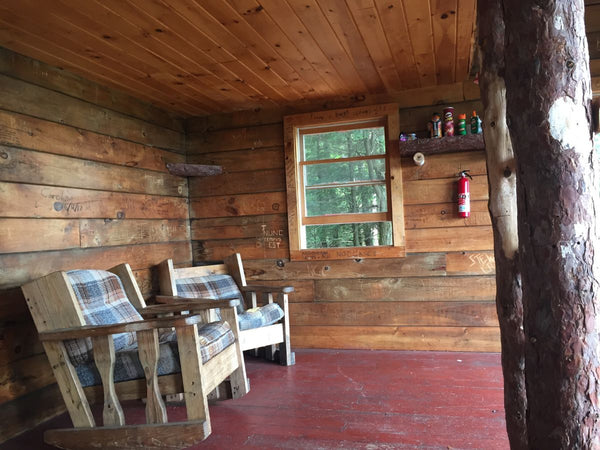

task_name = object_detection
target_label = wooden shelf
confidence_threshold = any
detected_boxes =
[166,163,222,177]
[398,134,484,157]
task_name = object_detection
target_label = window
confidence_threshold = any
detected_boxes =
[284,104,405,261]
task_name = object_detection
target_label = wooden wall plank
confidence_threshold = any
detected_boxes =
[403,175,489,205]
[193,239,289,262]
[190,192,286,219]
[0,383,65,443]
[401,150,487,180]
[243,253,447,280]
[0,319,42,364]
[0,241,192,290]
[191,214,288,240]
[0,110,184,172]
[186,146,284,172]
[0,353,53,404]
[314,276,496,302]
[291,325,501,352]
[404,201,491,229]
[186,123,283,154]
[0,74,183,151]
[188,168,284,197]
[405,226,494,253]
[249,280,315,303]
[0,47,184,132]
[0,182,188,219]
[0,145,187,197]
[446,251,496,275]
[79,219,190,248]
[0,219,79,254]
[290,301,499,326]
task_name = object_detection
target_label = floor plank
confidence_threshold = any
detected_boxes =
[0,349,509,449]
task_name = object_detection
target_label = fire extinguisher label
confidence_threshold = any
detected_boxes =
[458,192,470,213]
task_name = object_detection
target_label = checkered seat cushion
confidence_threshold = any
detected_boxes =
[65,270,235,387]
[175,275,284,331]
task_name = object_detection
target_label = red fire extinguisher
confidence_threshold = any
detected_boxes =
[458,170,473,218]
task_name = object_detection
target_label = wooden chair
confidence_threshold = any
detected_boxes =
[158,254,295,366]
[21,263,249,449]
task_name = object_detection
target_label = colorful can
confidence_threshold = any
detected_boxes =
[443,107,454,137]
[429,113,442,138]
[408,133,417,141]
[399,132,408,142]
[457,113,467,135]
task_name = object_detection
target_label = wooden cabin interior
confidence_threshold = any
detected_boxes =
[0,0,599,448]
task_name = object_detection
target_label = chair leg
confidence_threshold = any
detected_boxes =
[221,308,249,399]
[137,329,168,424]
[92,336,125,426]
[279,293,295,366]
[176,325,211,433]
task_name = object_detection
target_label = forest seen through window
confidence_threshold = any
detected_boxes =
[301,126,392,249]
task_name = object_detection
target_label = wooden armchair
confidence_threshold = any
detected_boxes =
[21,263,248,449]
[158,254,295,366]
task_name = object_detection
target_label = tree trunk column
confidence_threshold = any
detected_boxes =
[503,0,600,447]
[477,1,526,447]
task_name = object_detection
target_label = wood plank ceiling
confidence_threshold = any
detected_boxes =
[0,0,476,116]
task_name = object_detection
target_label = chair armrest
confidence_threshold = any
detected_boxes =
[140,299,240,317]
[240,285,294,294]
[38,315,206,341]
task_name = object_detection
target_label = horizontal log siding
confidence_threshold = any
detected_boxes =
[0,49,189,442]
[186,99,499,355]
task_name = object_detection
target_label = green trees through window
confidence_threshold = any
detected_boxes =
[300,126,392,249]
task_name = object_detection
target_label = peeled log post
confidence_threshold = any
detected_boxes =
[477,1,526,448]
[503,0,600,447]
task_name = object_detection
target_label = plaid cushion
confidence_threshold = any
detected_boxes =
[176,275,245,315]
[198,321,235,363]
[74,321,235,387]
[238,303,284,331]
[65,270,143,365]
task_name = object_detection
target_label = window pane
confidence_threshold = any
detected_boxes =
[305,159,386,187]
[303,127,385,161]
[305,185,388,216]
[305,222,392,248]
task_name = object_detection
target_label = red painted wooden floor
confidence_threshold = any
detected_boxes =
[1,349,509,449]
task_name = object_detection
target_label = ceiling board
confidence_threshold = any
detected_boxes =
[0,0,477,116]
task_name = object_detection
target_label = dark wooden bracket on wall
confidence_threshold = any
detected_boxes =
[166,163,223,177]
[398,134,484,157]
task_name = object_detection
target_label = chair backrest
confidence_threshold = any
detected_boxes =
[23,268,144,364]
[158,257,246,315]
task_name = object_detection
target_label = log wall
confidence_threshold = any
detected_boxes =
[186,95,500,354]
[0,49,191,441]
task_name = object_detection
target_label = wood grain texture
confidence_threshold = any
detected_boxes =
[0,182,188,219]
[0,1,477,115]
[190,192,286,219]
[0,74,183,151]
[0,145,187,197]
[291,326,501,352]
[0,47,184,132]
[0,241,192,290]
[0,110,184,172]
[290,301,499,326]
[242,253,447,280]
[314,276,496,302]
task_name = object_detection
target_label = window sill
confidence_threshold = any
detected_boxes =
[290,246,406,261]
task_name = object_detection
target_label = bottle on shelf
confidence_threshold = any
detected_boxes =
[471,110,482,134]
[457,113,467,135]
